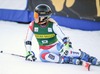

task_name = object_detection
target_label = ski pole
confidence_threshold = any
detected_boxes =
[0,50,25,58]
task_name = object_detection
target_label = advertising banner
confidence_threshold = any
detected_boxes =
[26,0,100,21]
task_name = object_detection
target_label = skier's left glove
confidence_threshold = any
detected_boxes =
[62,37,72,48]
[25,51,37,61]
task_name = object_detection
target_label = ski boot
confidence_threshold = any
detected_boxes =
[62,56,81,65]
[89,56,100,66]
[72,58,82,65]
[79,49,90,62]
[60,56,71,64]
[60,56,90,71]
[79,49,100,66]
[72,57,91,71]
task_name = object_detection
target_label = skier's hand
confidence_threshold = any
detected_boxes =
[25,51,37,61]
[62,37,72,48]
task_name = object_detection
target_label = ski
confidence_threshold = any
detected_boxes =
[0,50,25,58]
[81,60,91,71]
[78,59,100,70]
[69,58,91,71]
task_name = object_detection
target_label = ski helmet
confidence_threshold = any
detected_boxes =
[34,4,52,23]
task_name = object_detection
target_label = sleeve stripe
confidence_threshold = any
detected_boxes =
[29,21,34,31]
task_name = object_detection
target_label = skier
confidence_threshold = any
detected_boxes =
[25,4,100,66]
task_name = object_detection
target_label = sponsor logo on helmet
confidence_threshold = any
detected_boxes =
[40,12,46,14]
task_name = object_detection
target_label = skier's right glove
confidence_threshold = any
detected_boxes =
[62,37,72,49]
[25,51,37,61]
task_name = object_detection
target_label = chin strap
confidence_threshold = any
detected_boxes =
[39,17,49,23]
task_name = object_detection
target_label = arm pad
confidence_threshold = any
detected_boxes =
[25,41,32,45]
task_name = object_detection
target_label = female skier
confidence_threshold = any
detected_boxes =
[25,4,100,66]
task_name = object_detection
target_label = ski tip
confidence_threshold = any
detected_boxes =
[86,64,91,71]
[84,62,91,71]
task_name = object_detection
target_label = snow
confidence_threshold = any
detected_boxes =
[0,20,100,74]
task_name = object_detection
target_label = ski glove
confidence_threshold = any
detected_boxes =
[26,51,37,61]
[62,37,72,49]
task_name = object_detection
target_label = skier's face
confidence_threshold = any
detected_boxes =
[34,12,48,24]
